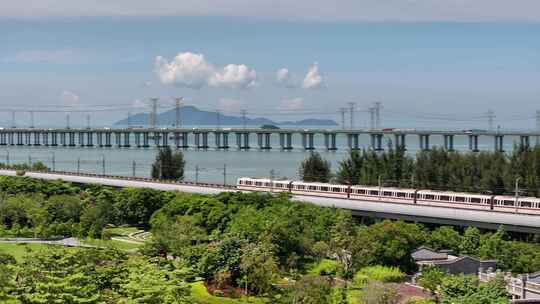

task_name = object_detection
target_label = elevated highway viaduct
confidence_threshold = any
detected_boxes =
[1,169,539,234]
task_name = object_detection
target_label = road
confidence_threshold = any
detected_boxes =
[2,170,540,233]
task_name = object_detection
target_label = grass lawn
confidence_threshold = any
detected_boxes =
[189,281,266,304]
[105,226,141,236]
[0,243,55,261]
[80,238,142,251]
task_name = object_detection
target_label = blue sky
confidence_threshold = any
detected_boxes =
[1,3,540,128]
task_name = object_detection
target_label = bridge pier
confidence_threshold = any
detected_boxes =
[419,134,430,151]
[468,135,479,152]
[78,132,85,147]
[17,132,23,146]
[279,133,293,150]
[174,132,188,149]
[194,132,209,149]
[97,132,103,147]
[142,132,149,148]
[51,132,57,146]
[215,132,229,149]
[324,133,337,151]
[257,133,271,149]
[122,132,130,147]
[60,132,66,146]
[371,133,383,151]
[394,134,406,150]
[8,132,13,146]
[105,132,112,147]
[0,133,6,146]
[33,131,40,146]
[443,135,454,151]
[494,135,504,152]
[302,132,315,150]
[115,132,121,147]
[24,132,31,146]
[68,132,76,147]
[87,132,93,147]
[236,132,250,149]
[520,135,530,148]
[347,134,359,150]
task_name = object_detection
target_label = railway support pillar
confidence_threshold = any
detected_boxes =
[97,132,103,147]
[468,135,479,152]
[443,135,454,151]
[68,132,76,147]
[201,132,208,149]
[419,134,430,151]
[141,132,149,148]
[324,133,337,150]
[0,133,5,145]
[215,132,229,149]
[236,132,250,149]
[134,132,141,147]
[105,132,112,147]
[87,132,93,147]
[51,132,57,146]
[60,132,66,146]
[394,134,406,150]
[371,133,383,151]
[78,132,85,146]
[24,132,30,146]
[123,132,130,147]
[114,132,121,147]
[33,132,40,146]
[302,133,315,150]
[152,132,160,147]
[520,136,530,148]
[194,132,201,148]
[347,134,359,150]
[161,132,169,147]
[494,135,504,152]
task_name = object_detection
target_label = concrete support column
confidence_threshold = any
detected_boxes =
[394,134,406,150]
[443,135,454,151]
[60,132,66,146]
[419,134,430,151]
[87,132,94,146]
[78,132,85,146]
[174,132,181,148]
[181,132,188,148]
[161,132,168,147]
[302,133,315,150]
[24,132,30,146]
[142,132,149,147]
[0,133,5,145]
[194,132,201,148]
[264,133,271,149]
[215,132,222,148]
[105,132,112,147]
[324,133,337,151]
[97,132,103,147]
[201,132,208,149]
[520,135,530,148]
[134,132,141,147]
[279,133,285,149]
[257,133,263,149]
[51,133,57,146]
[494,135,504,152]
[468,135,479,152]
[43,132,49,146]
[347,134,359,150]
[222,132,229,149]
[68,132,76,146]
[33,132,40,146]
[243,132,250,149]
[114,132,121,147]
[123,132,130,147]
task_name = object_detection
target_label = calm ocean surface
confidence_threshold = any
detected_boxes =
[1,125,535,185]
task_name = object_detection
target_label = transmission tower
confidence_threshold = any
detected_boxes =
[11,111,15,128]
[374,102,382,129]
[150,98,158,128]
[86,114,91,129]
[216,109,221,128]
[339,107,347,130]
[127,111,131,127]
[241,109,247,129]
[175,97,183,128]
[29,111,34,128]
[66,114,70,129]
[368,107,375,130]
[348,102,355,129]
[486,109,495,131]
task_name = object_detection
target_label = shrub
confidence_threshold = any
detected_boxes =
[15,170,25,176]
[357,265,406,283]
[212,290,224,297]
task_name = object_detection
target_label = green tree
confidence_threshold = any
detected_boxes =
[239,238,279,295]
[416,266,445,302]
[287,275,333,304]
[428,226,462,253]
[459,227,481,256]
[299,152,331,182]
[151,146,185,180]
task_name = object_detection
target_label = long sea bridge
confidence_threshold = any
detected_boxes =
[0,127,539,152]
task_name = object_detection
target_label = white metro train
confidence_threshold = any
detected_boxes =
[236,177,540,215]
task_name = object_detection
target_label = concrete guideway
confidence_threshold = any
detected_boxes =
[1,169,540,233]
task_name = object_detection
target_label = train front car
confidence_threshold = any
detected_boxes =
[236,177,294,193]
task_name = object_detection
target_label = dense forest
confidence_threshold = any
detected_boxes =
[329,144,540,196]
[0,175,539,303]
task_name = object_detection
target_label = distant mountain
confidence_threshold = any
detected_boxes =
[114,106,337,127]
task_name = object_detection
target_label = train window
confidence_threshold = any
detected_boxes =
[383,191,392,196]
[255,182,262,186]
[356,189,366,194]
[238,180,243,185]
[521,201,532,208]
[309,186,317,191]
[455,196,465,202]
[470,197,481,204]
[332,187,341,192]
[397,192,406,198]
[369,190,379,196]
[264,183,270,187]
[425,194,435,200]
[439,195,450,201]
[296,185,305,190]
[503,200,514,206]
[275,183,283,188]
[321,186,329,191]
[495,199,502,205]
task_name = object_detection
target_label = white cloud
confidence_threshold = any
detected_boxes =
[155,52,257,89]
[2,1,540,22]
[218,98,243,109]
[132,99,147,108]
[280,97,304,110]
[302,62,324,89]
[61,90,80,106]
[275,68,297,88]
[3,50,76,63]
